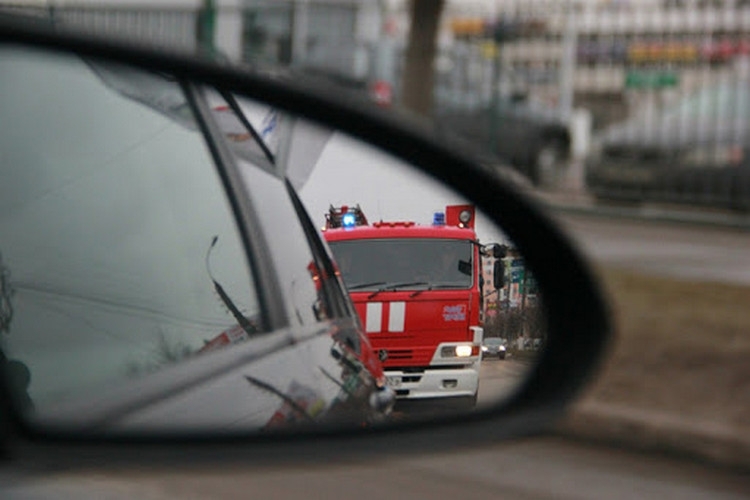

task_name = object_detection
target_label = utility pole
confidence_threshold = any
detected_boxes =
[490,38,502,154]
[401,0,445,117]
[489,17,517,154]
[558,0,578,121]
[196,0,217,57]
[521,262,528,337]
[290,0,310,66]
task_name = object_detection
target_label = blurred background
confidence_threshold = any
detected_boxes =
[3,0,749,467]
[4,0,750,210]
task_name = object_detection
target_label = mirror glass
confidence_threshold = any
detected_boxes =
[0,44,545,435]
[296,132,545,419]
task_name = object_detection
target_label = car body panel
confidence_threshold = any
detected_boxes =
[435,99,571,184]
[587,81,750,208]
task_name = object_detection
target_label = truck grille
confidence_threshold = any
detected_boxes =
[386,349,413,360]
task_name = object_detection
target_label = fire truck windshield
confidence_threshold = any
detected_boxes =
[328,238,473,291]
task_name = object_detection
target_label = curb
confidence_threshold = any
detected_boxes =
[555,401,750,470]
[535,190,750,231]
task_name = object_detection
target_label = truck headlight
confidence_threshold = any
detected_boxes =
[441,345,477,358]
[455,345,473,357]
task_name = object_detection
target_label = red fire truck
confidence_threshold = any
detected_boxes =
[322,204,504,409]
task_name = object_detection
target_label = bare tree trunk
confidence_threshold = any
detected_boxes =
[401,0,445,118]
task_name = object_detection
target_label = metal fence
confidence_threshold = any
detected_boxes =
[53,7,199,52]
[1,3,200,53]
[433,1,750,210]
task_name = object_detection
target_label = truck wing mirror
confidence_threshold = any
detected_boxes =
[493,260,505,289]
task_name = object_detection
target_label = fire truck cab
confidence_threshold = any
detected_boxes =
[323,204,501,409]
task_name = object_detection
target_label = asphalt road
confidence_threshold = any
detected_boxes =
[2,436,747,499]
[552,211,750,285]
[477,357,533,408]
[389,358,533,419]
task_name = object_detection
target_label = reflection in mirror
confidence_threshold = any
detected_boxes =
[297,131,546,419]
[0,44,545,436]
[0,46,267,429]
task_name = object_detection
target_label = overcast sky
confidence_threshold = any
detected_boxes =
[298,131,512,247]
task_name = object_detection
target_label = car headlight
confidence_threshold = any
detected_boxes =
[481,345,488,352]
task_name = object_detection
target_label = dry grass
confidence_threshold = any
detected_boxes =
[575,266,750,428]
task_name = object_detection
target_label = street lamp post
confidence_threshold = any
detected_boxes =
[489,18,518,154]
[197,0,217,57]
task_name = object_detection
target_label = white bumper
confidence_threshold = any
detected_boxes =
[384,328,483,400]
[385,363,480,400]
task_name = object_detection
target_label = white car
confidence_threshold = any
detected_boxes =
[481,337,507,359]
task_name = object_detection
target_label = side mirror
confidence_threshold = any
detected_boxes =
[493,260,505,290]
[493,244,508,258]
[482,243,507,259]
[0,20,610,468]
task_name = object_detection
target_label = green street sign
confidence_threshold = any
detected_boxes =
[625,71,679,89]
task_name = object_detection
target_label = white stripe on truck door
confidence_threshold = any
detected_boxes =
[366,302,382,332]
[388,301,405,332]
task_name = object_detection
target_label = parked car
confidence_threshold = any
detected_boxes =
[586,80,750,210]
[481,337,507,360]
[435,94,571,187]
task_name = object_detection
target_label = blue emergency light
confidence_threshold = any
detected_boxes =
[342,212,357,229]
[433,212,446,226]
